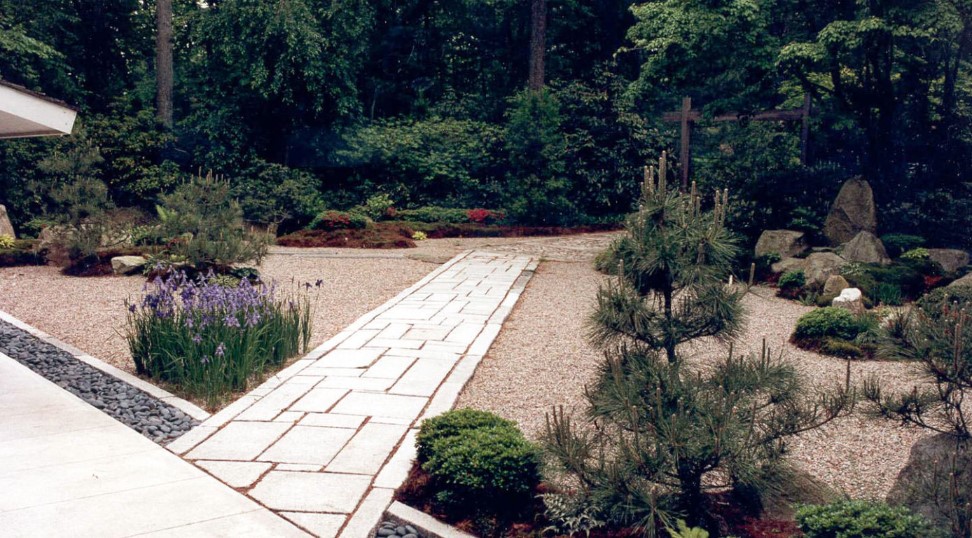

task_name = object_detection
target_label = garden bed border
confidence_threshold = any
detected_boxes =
[382,501,476,538]
[0,309,210,421]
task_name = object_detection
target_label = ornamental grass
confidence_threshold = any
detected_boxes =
[126,272,315,407]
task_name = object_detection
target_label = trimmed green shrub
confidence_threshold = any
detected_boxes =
[881,234,926,258]
[395,206,469,224]
[900,247,929,261]
[417,409,541,515]
[821,338,864,359]
[842,259,941,303]
[0,234,14,249]
[796,500,934,538]
[794,307,861,341]
[779,270,806,289]
[308,210,371,231]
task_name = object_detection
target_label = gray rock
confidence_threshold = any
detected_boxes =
[832,287,864,315]
[887,434,971,531]
[948,273,972,289]
[927,248,970,274]
[771,257,808,275]
[111,255,147,275]
[840,231,891,265]
[823,274,850,296]
[824,177,877,245]
[804,252,847,285]
[755,230,808,259]
[0,204,14,238]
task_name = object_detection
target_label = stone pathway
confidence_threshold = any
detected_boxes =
[168,251,536,537]
[0,352,305,537]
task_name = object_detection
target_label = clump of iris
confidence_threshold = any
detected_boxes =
[126,271,320,407]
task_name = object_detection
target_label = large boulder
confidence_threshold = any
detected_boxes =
[111,256,147,275]
[771,257,808,275]
[832,287,864,315]
[823,274,851,296]
[927,248,969,274]
[824,177,877,245]
[0,204,14,238]
[949,273,972,289]
[887,434,970,531]
[841,231,891,265]
[804,252,847,285]
[755,230,808,259]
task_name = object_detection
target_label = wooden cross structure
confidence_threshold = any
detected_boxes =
[662,95,813,190]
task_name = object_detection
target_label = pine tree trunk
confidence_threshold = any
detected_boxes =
[156,0,173,128]
[528,0,546,91]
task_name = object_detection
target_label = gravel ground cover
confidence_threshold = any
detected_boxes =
[458,258,931,500]
[0,250,433,373]
[0,320,197,444]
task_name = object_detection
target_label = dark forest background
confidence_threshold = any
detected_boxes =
[1,0,970,247]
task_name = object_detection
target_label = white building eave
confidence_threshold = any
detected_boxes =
[0,81,77,139]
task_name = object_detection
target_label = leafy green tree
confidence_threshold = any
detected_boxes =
[504,89,575,225]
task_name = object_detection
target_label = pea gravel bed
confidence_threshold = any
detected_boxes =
[0,320,197,444]
[458,260,931,500]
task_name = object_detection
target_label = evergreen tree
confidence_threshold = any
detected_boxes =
[545,156,853,535]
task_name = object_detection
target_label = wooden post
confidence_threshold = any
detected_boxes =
[800,93,812,165]
[680,97,691,191]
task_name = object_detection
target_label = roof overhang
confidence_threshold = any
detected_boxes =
[0,81,77,139]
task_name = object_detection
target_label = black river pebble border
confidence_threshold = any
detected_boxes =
[376,521,424,538]
[0,320,198,445]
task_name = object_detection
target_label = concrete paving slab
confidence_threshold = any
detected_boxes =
[0,355,303,537]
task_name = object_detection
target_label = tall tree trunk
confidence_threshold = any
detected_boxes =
[156,0,173,128]
[528,0,546,91]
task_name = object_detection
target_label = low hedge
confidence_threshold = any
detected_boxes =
[0,239,46,267]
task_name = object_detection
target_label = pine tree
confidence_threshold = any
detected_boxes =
[590,151,742,364]
[545,155,853,535]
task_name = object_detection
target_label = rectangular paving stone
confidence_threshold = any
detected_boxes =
[335,329,379,350]
[317,376,395,391]
[281,512,346,538]
[389,359,455,397]
[299,413,366,429]
[276,463,322,472]
[369,338,423,350]
[374,429,418,489]
[289,387,349,413]
[320,347,385,368]
[299,366,364,378]
[330,392,428,421]
[186,422,291,461]
[338,487,395,538]
[235,382,317,422]
[326,422,408,475]
[195,460,272,489]
[362,355,415,379]
[249,471,371,513]
[258,426,356,466]
[445,323,483,344]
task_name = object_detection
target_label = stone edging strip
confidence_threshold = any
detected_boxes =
[382,502,476,538]
[0,309,210,422]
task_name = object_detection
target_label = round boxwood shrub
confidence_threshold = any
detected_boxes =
[796,500,934,538]
[417,409,541,515]
[794,307,861,341]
